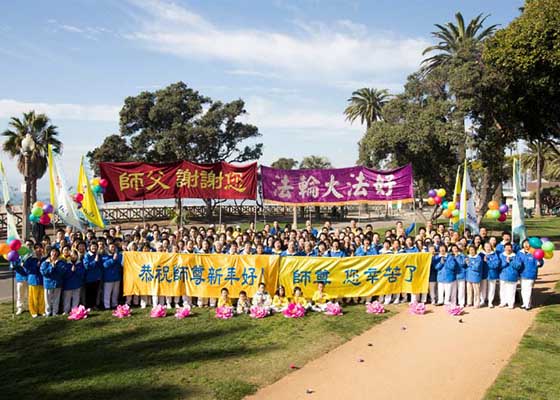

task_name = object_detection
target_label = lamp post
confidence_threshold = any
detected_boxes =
[21,133,35,240]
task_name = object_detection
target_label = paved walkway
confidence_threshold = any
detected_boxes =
[247,252,560,400]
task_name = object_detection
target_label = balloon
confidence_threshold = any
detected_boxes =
[99,178,108,188]
[100,187,106,194]
[452,216,459,224]
[442,201,449,209]
[498,213,507,222]
[39,214,51,225]
[9,239,21,251]
[0,243,10,255]
[427,197,435,206]
[447,202,456,211]
[433,196,442,205]
[541,241,554,252]
[544,251,553,260]
[92,177,100,186]
[428,189,437,198]
[29,214,40,223]
[18,246,31,257]
[7,250,19,262]
[455,202,461,210]
[442,209,452,218]
[499,204,509,214]
[541,237,550,243]
[32,207,43,217]
[437,188,446,198]
[529,247,535,255]
[77,203,83,209]
[528,237,542,249]
[7,235,16,243]
[488,201,500,211]
[452,209,460,217]
[43,203,54,214]
[490,210,501,219]
[75,193,84,202]
[533,249,545,260]
[33,201,45,208]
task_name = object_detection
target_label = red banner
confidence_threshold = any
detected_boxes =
[99,161,257,202]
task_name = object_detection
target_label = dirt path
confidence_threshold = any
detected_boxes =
[247,252,560,400]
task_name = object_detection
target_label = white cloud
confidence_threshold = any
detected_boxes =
[126,0,428,83]
[0,99,119,122]
[60,24,84,33]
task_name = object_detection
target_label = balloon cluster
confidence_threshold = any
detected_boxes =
[72,193,84,209]
[91,177,108,195]
[29,201,54,226]
[426,188,446,206]
[528,237,555,260]
[485,201,508,222]
[0,237,31,263]
[441,200,461,220]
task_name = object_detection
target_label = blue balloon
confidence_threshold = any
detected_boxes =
[528,237,542,249]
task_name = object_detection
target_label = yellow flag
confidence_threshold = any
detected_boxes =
[452,165,462,205]
[77,157,105,228]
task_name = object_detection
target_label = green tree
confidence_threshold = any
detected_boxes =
[270,157,298,170]
[2,111,62,204]
[344,88,390,129]
[521,141,560,213]
[88,82,263,220]
[87,134,134,173]
[541,186,560,213]
[299,156,332,170]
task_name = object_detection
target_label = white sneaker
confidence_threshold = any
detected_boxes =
[31,314,38,318]
[16,308,23,315]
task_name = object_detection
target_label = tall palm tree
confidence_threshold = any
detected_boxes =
[344,88,389,129]
[2,111,62,204]
[422,12,497,73]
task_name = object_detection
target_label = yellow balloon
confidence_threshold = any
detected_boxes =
[437,188,446,197]
[544,251,554,260]
[447,202,456,211]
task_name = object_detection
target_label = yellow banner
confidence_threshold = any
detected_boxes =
[279,253,431,298]
[123,252,280,297]
[78,156,105,228]
[124,252,431,299]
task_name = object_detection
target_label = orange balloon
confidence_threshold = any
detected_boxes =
[427,197,435,206]
[488,201,500,211]
[529,247,535,255]
[0,243,10,255]
[442,209,452,218]
[34,201,45,208]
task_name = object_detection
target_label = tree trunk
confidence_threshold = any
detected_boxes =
[204,199,213,222]
[535,141,543,216]
[176,197,182,228]
[30,177,37,205]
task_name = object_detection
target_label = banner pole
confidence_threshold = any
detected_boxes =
[292,206,297,229]
[142,199,145,227]
[219,202,222,227]
[254,202,257,229]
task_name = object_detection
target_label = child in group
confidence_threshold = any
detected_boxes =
[102,243,123,310]
[465,245,482,308]
[271,285,289,313]
[519,239,544,310]
[480,242,500,307]
[311,281,331,312]
[452,244,467,307]
[236,290,251,314]
[435,245,458,306]
[40,248,67,317]
[62,249,85,314]
[217,287,232,307]
[252,282,272,311]
[378,240,394,304]
[428,245,438,304]
[291,286,311,309]
[498,243,521,309]
[14,244,46,317]
[11,257,28,315]
[83,242,103,309]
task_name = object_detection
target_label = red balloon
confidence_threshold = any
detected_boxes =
[39,214,51,225]
[533,249,545,260]
[99,178,108,188]
[433,196,442,205]
[75,193,84,202]
[9,239,22,251]
[498,213,507,222]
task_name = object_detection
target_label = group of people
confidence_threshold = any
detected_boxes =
[11,218,545,318]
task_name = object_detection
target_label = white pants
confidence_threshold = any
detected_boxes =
[166,296,180,307]
[182,295,192,307]
[17,281,28,310]
[140,295,151,308]
[126,295,140,306]
[456,280,466,307]
[44,287,62,316]
[438,282,457,305]
[103,281,120,309]
[499,280,517,308]
[152,295,164,307]
[382,294,393,305]
[429,282,437,304]
[479,279,488,305]
[410,293,427,303]
[63,288,81,314]
[520,279,535,308]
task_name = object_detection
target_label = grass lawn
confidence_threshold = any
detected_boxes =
[0,302,389,400]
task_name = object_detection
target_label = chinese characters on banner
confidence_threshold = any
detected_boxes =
[99,161,257,202]
[261,164,414,205]
[123,252,430,298]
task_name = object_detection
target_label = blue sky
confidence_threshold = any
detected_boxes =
[0,0,523,195]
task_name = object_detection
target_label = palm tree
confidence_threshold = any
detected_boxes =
[344,88,389,129]
[422,12,497,73]
[300,155,332,170]
[2,111,62,204]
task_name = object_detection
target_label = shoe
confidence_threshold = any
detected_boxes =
[489,304,494,308]
[31,314,38,318]
[16,308,23,315]
[498,304,506,308]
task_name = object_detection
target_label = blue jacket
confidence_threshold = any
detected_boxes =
[454,253,467,280]
[404,247,419,253]
[496,242,520,255]
[326,250,346,257]
[435,254,457,283]
[499,253,521,282]
[465,255,482,283]
[102,252,123,282]
[354,246,378,256]
[14,257,45,286]
[63,261,86,290]
[10,262,27,282]
[40,259,67,289]
[280,250,301,257]
[83,252,104,283]
[519,251,544,280]
[481,252,500,280]
[429,255,438,282]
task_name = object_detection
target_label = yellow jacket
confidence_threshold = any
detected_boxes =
[217,297,232,307]
[272,295,289,308]
[312,291,329,304]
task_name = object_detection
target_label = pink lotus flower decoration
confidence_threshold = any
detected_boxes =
[409,302,426,315]
[324,302,343,316]
[112,304,131,318]
[250,305,269,319]
[215,305,234,320]
[150,304,167,318]
[67,305,90,320]
[175,306,192,319]
[283,303,306,318]
[366,301,385,314]
[446,304,464,316]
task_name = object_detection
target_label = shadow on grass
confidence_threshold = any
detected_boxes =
[0,318,275,400]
